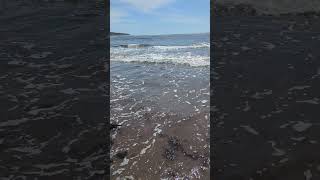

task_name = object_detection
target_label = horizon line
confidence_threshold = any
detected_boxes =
[116,32,210,36]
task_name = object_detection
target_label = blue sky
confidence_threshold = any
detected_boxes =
[111,0,210,35]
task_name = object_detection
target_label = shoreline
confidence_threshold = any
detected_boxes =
[110,60,210,179]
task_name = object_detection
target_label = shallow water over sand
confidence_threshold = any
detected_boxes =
[110,62,210,179]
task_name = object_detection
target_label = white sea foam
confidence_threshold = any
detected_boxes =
[111,50,209,67]
[152,43,210,50]
[117,42,209,49]
[111,42,209,67]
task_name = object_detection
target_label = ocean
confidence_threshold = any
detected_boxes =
[110,33,210,179]
[111,33,209,66]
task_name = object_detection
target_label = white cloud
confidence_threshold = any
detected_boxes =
[119,0,175,12]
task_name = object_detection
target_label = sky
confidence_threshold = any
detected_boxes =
[111,0,210,35]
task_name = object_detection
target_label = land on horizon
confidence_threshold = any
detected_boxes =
[111,32,209,36]
[110,32,130,36]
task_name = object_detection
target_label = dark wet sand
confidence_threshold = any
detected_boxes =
[110,63,210,179]
[111,112,209,179]
[213,9,320,180]
[0,1,108,179]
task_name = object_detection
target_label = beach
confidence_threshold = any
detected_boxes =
[110,34,210,179]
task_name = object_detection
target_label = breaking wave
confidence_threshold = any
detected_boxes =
[114,43,210,49]
[111,43,210,67]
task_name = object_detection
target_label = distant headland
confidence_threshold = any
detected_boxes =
[110,32,130,36]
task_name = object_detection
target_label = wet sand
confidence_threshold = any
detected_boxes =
[213,5,320,179]
[0,1,108,179]
[110,63,210,179]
